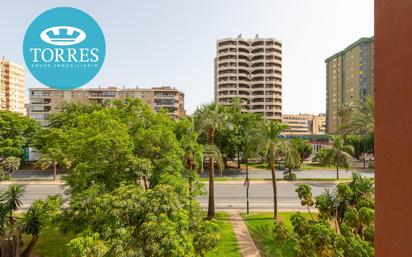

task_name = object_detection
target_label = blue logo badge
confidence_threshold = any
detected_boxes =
[23,7,106,90]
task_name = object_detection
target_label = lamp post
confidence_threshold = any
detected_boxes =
[245,157,250,214]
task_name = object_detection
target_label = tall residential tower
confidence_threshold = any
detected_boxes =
[214,35,282,120]
[325,37,374,133]
[0,57,25,114]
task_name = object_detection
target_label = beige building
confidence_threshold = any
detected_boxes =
[0,57,25,114]
[29,86,186,126]
[325,37,374,133]
[215,35,282,120]
[282,113,326,135]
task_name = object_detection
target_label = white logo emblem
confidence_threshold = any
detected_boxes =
[40,26,86,46]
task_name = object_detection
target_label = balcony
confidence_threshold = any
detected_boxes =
[238,61,249,68]
[238,83,249,89]
[218,55,237,62]
[251,41,264,47]
[218,83,237,89]
[218,40,236,47]
[251,69,264,75]
[238,68,249,75]
[251,83,264,89]
[218,69,238,75]
[251,48,264,54]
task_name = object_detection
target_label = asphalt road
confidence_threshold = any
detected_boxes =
[12,168,375,181]
[0,182,336,211]
[200,168,374,180]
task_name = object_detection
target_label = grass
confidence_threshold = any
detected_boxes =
[207,212,241,257]
[299,163,336,171]
[25,212,239,257]
[247,162,272,169]
[24,225,75,257]
[242,212,311,257]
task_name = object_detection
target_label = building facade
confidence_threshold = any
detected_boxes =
[0,57,25,114]
[282,113,326,135]
[215,35,282,120]
[29,86,186,126]
[325,37,374,133]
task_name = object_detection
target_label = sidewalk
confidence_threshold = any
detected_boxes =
[229,212,261,257]
[0,180,65,185]
[1,179,343,186]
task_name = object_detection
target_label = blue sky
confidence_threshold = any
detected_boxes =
[0,0,374,114]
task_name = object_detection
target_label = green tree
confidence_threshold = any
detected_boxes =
[175,117,205,221]
[338,96,375,135]
[0,111,40,158]
[291,138,313,165]
[62,110,135,194]
[213,98,263,169]
[48,103,104,129]
[273,176,375,257]
[67,234,108,257]
[338,97,375,167]
[253,120,290,219]
[283,145,301,180]
[35,128,70,180]
[64,185,219,257]
[49,100,219,256]
[295,184,315,219]
[322,135,354,179]
[0,156,21,176]
[194,103,229,219]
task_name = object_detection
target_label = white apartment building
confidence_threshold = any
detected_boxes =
[215,35,282,120]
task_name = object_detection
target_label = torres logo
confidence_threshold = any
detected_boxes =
[23,7,106,90]
[40,26,87,46]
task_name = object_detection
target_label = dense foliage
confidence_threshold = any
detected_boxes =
[36,99,220,256]
[0,111,40,158]
[273,174,375,257]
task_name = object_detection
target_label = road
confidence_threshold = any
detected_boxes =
[11,168,375,181]
[200,168,374,180]
[0,182,336,211]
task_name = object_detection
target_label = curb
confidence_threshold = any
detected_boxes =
[0,180,65,185]
[202,180,348,185]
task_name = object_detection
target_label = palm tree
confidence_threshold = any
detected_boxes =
[176,118,204,191]
[283,145,301,180]
[175,118,205,223]
[20,206,42,257]
[322,135,354,179]
[253,120,291,220]
[338,96,375,135]
[194,103,228,219]
[1,185,24,257]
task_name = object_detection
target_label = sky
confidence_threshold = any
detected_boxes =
[0,0,374,114]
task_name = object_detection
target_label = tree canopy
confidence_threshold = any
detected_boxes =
[0,110,40,158]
